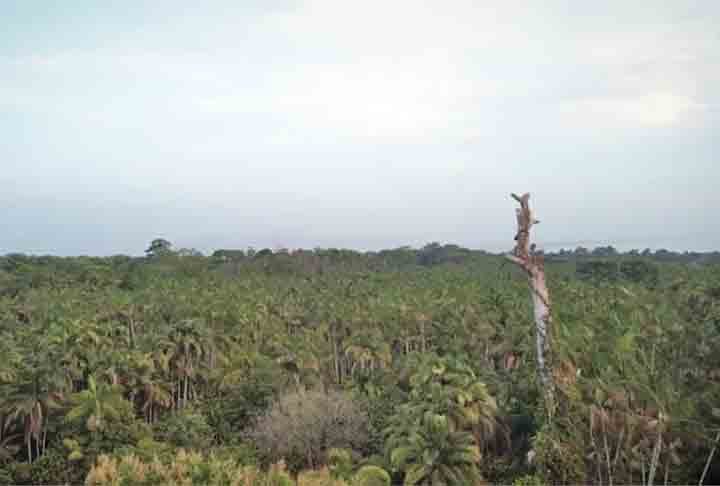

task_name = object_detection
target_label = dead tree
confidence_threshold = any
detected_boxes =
[507,193,556,422]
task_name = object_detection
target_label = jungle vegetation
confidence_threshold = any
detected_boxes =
[0,242,718,485]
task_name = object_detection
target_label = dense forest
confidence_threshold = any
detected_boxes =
[0,239,719,485]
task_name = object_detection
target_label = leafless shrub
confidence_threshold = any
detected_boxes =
[247,389,370,472]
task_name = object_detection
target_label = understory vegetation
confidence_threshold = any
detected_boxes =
[0,243,718,485]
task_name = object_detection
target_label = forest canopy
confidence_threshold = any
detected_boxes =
[0,242,718,485]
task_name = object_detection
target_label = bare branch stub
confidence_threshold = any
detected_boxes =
[510,192,539,267]
[508,192,549,303]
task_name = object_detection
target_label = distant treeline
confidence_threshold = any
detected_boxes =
[3,240,718,272]
[546,244,720,264]
[1,241,718,291]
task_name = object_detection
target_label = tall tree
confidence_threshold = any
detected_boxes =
[145,238,174,258]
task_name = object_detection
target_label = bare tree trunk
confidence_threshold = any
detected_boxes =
[648,430,663,486]
[331,324,341,385]
[612,426,626,479]
[603,419,613,486]
[128,313,136,349]
[590,409,603,485]
[506,193,556,421]
[642,457,647,485]
[699,430,720,486]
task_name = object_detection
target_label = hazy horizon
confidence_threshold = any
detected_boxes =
[2,1,719,256]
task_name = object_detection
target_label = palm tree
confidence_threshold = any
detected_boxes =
[391,413,481,485]
[167,319,215,408]
[344,329,392,377]
[66,375,129,438]
[120,351,173,423]
[0,336,20,447]
[407,355,498,445]
[1,359,65,463]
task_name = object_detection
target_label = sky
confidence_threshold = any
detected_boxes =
[1,0,719,255]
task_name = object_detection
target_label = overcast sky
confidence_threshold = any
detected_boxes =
[2,1,719,255]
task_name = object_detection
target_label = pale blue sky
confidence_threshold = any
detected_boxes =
[1,1,719,255]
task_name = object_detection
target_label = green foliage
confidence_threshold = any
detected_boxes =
[25,447,85,485]
[512,473,544,486]
[206,353,283,445]
[266,465,294,486]
[66,376,131,434]
[576,258,659,286]
[530,425,584,484]
[417,242,476,266]
[327,448,354,480]
[577,260,621,282]
[86,449,294,485]
[212,444,258,467]
[212,249,246,262]
[0,249,718,484]
[619,259,660,286]
[404,354,498,436]
[154,408,213,450]
[6,462,31,484]
[390,413,480,485]
[145,238,174,258]
[0,468,11,485]
[356,375,406,458]
[384,354,499,484]
[352,465,391,486]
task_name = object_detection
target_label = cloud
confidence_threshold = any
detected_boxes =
[192,54,502,141]
[256,0,536,56]
[560,92,706,128]
[1,0,717,142]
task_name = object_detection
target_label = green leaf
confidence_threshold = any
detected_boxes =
[68,450,84,461]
